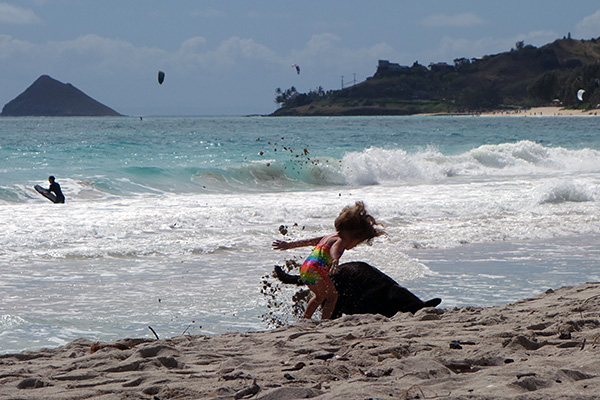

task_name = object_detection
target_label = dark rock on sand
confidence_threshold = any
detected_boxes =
[274,261,441,318]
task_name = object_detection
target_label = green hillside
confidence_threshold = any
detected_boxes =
[272,37,600,116]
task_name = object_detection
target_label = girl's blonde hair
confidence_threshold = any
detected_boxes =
[334,201,385,244]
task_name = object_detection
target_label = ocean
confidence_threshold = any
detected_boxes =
[0,115,599,354]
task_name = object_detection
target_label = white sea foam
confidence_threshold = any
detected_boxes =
[537,179,596,204]
[339,141,600,187]
[0,315,27,329]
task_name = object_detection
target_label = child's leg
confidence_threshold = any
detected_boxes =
[320,281,338,319]
[304,279,328,319]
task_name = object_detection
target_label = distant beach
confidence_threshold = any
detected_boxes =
[480,106,599,117]
[422,106,600,117]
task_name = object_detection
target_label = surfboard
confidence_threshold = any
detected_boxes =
[34,184,57,203]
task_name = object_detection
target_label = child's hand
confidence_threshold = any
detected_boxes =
[272,240,290,250]
[329,259,339,274]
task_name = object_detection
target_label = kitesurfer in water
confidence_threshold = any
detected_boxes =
[47,176,65,203]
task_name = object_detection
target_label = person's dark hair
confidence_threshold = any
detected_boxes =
[49,176,55,181]
[334,201,385,244]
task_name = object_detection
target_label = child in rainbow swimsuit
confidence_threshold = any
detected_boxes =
[273,201,385,319]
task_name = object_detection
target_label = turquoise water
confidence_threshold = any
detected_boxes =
[0,115,599,353]
[1,116,598,199]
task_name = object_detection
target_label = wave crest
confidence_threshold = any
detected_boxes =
[341,146,450,185]
[538,180,595,204]
[2,141,599,204]
[340,141,600,186]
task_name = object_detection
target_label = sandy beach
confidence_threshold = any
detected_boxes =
[423,106,600,117]
[480,106,599,117]
[1,282,599,399]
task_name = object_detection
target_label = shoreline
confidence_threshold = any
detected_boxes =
[480,106,599,117]
[424,106,600,117]
[270,105,600,118]
[1,282,599,399]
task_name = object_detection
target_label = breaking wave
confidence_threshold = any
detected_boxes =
[341,140,600,185]
[2,140,599,203]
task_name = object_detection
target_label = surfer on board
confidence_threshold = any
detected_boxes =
[47,176,65,203]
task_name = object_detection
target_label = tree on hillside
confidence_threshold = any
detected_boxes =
[275,87,298,106]
[515,41,525,51]
[457,83,502,110]
[528,72,558,102]
[454,57,471,72]
[275,86,328,109]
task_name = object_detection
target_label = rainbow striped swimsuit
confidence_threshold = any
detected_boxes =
[300,236,341,285]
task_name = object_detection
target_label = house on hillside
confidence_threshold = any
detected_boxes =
[375,60,411,77]
[429,62,455,73]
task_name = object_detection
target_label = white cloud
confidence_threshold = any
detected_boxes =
[420,13,485,28]
[0,26,395,80]
[304,33,341,54]
[0,34,35,59]
[284,33,341,68]
[0,2,42,25]
[295,33,396,61]
[49,34,160,64]
[286,33,401,80]
[200,36,281,70]
[179,36,207,53]
[574,9,600,39]
[0,32,283,76]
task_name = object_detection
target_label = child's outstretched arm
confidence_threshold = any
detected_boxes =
[272,236,323,251]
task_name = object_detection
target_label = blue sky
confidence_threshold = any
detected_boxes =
[1,1,600,116]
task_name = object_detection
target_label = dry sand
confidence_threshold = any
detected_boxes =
[1,282,600,399]
[479,106,599,117]
[423,106,600,117]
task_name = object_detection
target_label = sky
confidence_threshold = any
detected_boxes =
[1,1,600,116]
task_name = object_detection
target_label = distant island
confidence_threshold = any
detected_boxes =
[272,36,600,116]
[1,75,121,117]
